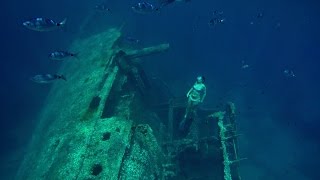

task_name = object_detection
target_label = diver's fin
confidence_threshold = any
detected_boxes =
[179,119,186,131]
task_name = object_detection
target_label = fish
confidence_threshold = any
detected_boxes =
[241,64,250,69]
[30,74,67,83]
[241,60,250,69]
[23,18,67,32]
[208,10,225,26]
[124,36,140,44]
[48,51,78,61]
[158,0,191,7]
[256,12,264,19]
[95,3,111,13]
[132,2,158,14]
[158,0,176,7]
[208,18,225,26]
[283,69,296,78]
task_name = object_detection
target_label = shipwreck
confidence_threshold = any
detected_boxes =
[16,26,244,180]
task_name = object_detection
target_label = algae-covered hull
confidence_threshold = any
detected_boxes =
[16,29,165,180]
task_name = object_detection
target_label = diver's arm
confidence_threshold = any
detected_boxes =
[201,86,206,102]
[186,87,193,97]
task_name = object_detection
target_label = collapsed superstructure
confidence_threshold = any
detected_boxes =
[16,27,244,180]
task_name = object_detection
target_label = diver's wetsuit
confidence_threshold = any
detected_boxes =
[188,86,202,106]
[179,83,204,131]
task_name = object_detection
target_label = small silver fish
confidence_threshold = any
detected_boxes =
[23,18,67,32]
[158,0,176,7]
[283,69,296,78]
[208,18,225,26]
[241,64,250,69]
[208,10,225,27]
[241,60,250,69]
[48,51,77,61]
[125,36,140,44]
[132,2,158,14]
[158,0,191,7]
[30,74,67,83]
[95,3,111,13]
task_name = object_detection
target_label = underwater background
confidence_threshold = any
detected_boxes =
[0,0,319,179]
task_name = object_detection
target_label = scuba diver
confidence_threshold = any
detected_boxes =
[179,76,206,130]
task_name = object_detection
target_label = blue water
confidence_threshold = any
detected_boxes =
[1,0,320,179]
